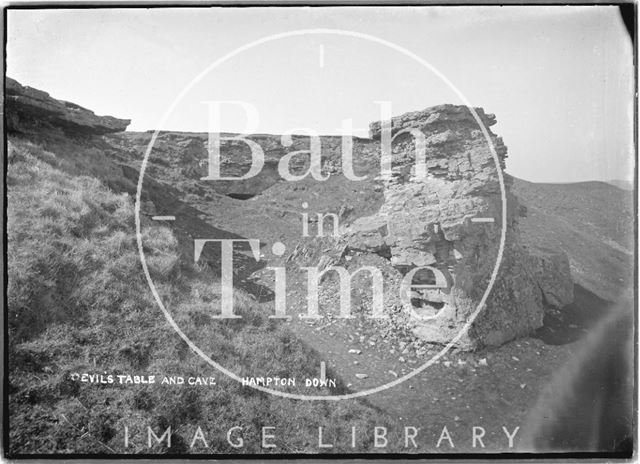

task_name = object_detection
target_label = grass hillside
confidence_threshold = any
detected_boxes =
[7,138,390,455]
[512,177,634,301]
[607,179,634,191]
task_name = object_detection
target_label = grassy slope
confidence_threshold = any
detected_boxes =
[7,138,391,455]
[512,177,634,302]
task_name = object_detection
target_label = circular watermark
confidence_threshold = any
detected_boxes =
[135,28,507,400]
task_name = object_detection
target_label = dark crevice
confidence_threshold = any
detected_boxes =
[227,193,257,200]
[411,299,445,310]
[533,284,617,346]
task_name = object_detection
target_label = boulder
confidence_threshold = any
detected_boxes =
[526,246,574,309]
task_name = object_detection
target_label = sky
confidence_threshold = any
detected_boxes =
[7,6,635,183]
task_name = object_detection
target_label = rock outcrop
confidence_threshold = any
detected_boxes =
[123,104,574,350]
[5,77,130,135]
[119,131,380,198]
[340,105,574,348]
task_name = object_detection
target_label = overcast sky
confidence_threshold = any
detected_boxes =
[7,6,634,183]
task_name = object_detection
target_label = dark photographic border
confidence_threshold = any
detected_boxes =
[2,1,637,460]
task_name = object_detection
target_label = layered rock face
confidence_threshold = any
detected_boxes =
[5,77,130,135]
[120,131,380,198]
[342,105,573,348]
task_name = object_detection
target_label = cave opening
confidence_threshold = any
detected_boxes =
[227,193,257,200]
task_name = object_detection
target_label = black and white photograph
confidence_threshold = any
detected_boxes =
[2,3,636,458]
